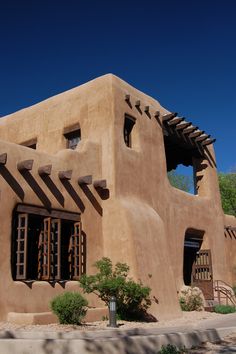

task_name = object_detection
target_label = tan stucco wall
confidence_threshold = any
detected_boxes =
[0,74,235,321]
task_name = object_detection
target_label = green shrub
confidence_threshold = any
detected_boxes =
[50,291,88,325]
[79,257,151,321]
[214,304,236,314]
[179,287,203,311]
[158,344,186,354]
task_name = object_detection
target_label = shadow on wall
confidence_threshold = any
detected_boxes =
[40,175,65,207]
[0,165,25,200]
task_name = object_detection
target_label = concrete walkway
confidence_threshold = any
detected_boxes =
[1,313,236,353]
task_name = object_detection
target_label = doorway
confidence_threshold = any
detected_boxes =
[183,229,214,300]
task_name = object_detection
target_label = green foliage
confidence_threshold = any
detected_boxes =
[179,288,203,311]
[79,257,151,320]
[50,291,88,325]
[218,173,236,216]
[214,304,236,314]
[167,170,192,193]
[158,344,187,354]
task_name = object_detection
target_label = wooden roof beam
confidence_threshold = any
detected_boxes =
[93,179,107,189]
[189,130,204,138]
[182,125,198,135]
[167,117,184,126]
[38,165,52,176]
[78,175,92,185]
[58,170,72,180]
[17,159,34,172]
[162,112,178,122]
[202,138,216,146]
[175,121,192,131]
[125,94,130,103]
[0,153,7,165]
[195,134,210,142]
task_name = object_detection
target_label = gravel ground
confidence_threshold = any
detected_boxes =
[0,311,227,332]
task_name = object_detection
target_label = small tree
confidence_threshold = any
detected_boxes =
[79,257,151,320]
[218,172,236,216]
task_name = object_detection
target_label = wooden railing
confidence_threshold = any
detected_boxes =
[214,280,236,306]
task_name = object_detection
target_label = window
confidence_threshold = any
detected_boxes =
[64,129,81,150]
[12,205,85,281]
[124,115,136,148]
[20,138,37,150]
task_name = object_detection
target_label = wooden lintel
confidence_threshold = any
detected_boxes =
[189,130,204,138]
[168,117,184,126]
[182,125,198,135]
[17,159,34,172]
[78,175,92,185]
[93,179,107,189]
[202,138,216,146]
[154,111,160,118]
[125,94,130,102]
[58,170,72,180]
[0,153,7,165]
[195,134,210,142]
[144,106,149,113]
[135,100,141,107]
[38,165,52,176]
[175,121,192,131]
[162,112,178,122]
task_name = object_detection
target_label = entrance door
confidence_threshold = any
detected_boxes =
[191,249,213,300]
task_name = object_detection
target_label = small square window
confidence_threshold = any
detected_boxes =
[20,138,37,150]
[64,129,81,150]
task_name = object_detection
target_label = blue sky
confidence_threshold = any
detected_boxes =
[0,0,235,172]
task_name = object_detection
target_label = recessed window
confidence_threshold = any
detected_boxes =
[124,115,136,148]
[11,205,85,281]
[20,138,37,150]
[64,129,81,150]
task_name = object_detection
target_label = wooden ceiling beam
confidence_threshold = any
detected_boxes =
[182,125,198,135]
[17,159,34,172]
[189,130,204,138]
[0,153,7,165]
[78,175,92,185]
[195,134,210,142]
[175,121,192,131]
[162,112,178,122]
[58,170,72,180]
[93,179,107,189]
[167,117,184,126]
[202,138,216,146]
[38,165,52,176]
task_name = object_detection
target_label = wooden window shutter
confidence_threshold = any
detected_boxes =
[16,213,28,280]
[39,218,51,280]
[51,219,61,280]
[69,222,82,280]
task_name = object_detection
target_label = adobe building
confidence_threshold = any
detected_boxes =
[0,74,235,324]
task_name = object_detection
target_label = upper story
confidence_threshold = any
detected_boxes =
[0,74,219,206]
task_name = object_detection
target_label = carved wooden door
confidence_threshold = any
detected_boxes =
[191,249,213,300]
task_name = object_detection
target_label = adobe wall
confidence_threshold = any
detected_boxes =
[0,76,115,320]
[224,214,236,285]
[0,74,234,322]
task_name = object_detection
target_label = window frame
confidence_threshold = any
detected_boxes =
[124,114,136,148]
[12,206,84,282]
